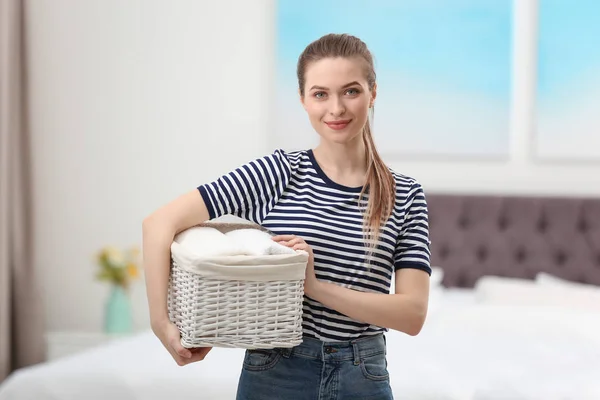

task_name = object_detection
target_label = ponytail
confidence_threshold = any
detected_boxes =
[359,108,396,255]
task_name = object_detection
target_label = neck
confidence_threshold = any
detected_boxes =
[313,137,368,175]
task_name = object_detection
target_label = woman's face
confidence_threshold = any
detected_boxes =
[301,57,376,145]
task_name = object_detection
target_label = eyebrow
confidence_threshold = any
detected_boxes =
[309,81,362,91]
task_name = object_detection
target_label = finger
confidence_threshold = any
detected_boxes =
[274,239,296,247]
[190,347,212,361]
[176,347,212,366]
[283,238,303,247]
[170,339,192,359]
[174,355,188,366]
[271,234,297,241]
[166,347,189,366]
[190,346,212,355]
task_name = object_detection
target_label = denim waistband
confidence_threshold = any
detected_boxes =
[279,333,386,364]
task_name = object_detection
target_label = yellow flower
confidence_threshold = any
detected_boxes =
[95,244,141,286]
[126,263,139,279]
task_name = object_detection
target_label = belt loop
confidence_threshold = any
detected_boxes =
[281,347,291,359]
[352,342,360,366]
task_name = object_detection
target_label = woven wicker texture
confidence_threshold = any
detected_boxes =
[167,221,307,349]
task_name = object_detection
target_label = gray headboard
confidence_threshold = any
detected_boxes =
[426,194,600,288]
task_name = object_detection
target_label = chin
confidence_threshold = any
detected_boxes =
[320,129,362,145]
[327,135,354,145]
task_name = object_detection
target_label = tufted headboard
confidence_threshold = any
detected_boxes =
[426,194,600,288]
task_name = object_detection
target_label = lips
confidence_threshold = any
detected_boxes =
[325,119,352,130]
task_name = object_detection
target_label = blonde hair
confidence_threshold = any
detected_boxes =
[297,33,396,254]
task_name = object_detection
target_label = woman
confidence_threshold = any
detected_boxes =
[142,33,431,400]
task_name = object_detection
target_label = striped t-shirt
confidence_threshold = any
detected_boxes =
[198,149,431,341]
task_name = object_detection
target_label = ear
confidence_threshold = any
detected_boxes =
[299,88,307,110]
[370,83,377,108]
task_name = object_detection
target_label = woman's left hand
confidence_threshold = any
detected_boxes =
[271,234,320,297]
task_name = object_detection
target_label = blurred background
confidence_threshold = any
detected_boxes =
[2,0,600,392]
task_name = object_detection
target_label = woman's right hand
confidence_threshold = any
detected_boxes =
[153,319,212,366]
[142,190,213,366]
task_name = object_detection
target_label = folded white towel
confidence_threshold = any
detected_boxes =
[174,227,244,257]
[224,228,296,256]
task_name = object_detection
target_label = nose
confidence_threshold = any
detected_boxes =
[329,97,346,117]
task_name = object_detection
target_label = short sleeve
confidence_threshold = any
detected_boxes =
[197,149,292,224]
[394,182,432,275]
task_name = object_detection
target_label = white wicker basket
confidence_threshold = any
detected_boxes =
[167,222,308,350]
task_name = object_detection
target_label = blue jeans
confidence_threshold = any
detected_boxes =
[236,333,393,400]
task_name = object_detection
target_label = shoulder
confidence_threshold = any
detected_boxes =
[387,167,427,209]
[266,148,309,174]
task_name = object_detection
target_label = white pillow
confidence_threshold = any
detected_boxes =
[536,272,600,303]
[474,275,537,303]
[174,226,244,257]
[536,272,600,292]
[474,275,600,312]
[224,229,296,256]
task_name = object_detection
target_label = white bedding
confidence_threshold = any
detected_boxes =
[2,287,600,400]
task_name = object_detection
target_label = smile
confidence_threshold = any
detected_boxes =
[324,119,352,130]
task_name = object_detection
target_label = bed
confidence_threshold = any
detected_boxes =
[1,194,600,400]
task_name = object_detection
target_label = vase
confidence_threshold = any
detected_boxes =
[104,285,133,334]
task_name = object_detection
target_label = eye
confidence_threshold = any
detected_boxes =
[345,88,360,95]
[314,92,327,99]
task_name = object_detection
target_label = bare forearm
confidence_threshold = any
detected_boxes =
[142,217,176,329]
[309,282,428,336]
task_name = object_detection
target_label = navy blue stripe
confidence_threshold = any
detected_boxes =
[262,214,395,247]
[240,164,261,224]
[278,188,367,216]
[263,217,396,249]
[314,272,390,293]
[288,177,364,199]
[316,263,391,284]
[313,248,393,269]
[234,167,254,221]
[266,203,364,224]
[302,312,367,333]
[197,186,216,219]
[252,158,271,222]
[215,180,231,215]
[394,262,432,274]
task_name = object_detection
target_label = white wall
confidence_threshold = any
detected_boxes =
[26,0,275,332]
[25,0,600,333]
